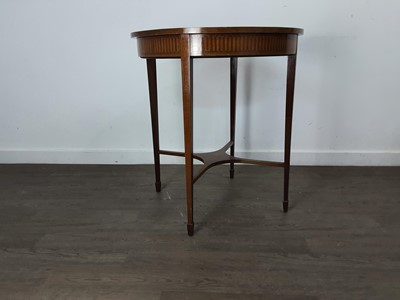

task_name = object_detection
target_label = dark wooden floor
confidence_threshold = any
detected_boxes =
[0,164,399,299]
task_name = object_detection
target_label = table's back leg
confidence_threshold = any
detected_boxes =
[283,55,297,212]
[230,57,238,179]
[146,59,161,192]
[180,35,194,236]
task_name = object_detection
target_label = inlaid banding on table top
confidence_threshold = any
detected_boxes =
[137,36,180,58]
[190,33,298,57]
[137,33,298,58]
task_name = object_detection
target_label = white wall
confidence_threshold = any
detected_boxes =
[0,0,399,165]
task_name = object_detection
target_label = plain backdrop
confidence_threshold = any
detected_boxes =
[0,0,399,165]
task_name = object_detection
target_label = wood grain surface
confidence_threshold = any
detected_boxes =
[131,27,304,38]
[132,27,303,58]
[0,164,399,299]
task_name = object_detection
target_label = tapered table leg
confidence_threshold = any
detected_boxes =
[146,59,161,192]
[283,55,297,212]
[230,57,238,179]
[180,35,194,236]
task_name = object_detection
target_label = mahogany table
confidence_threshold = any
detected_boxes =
[131,27,303,236]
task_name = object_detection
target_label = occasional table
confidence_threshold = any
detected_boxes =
[131,27,303,236]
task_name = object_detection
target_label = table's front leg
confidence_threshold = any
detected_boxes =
[146,59,161,192]
[180,35,194,236]
[284,55,297,212]
[230,57,238,179]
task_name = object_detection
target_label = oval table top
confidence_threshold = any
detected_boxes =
[131,27,304,38]
[131,27,303,58]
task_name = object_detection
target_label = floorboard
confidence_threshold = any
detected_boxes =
[0,164,399,299]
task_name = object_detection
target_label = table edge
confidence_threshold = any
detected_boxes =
[131,27,304,38]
